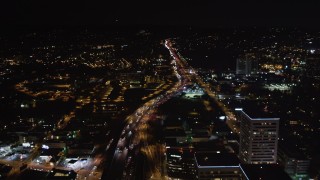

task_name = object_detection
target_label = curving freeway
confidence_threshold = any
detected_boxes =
[102,39,190,179]
[102,39,238,179]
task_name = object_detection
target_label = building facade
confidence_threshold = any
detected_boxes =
[194,152,243,180]
[278,142,310,179]
[305,53,320,79]
[236,54,258,75]
[238,109,279,164]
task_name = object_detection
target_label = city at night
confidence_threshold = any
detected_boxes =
[1,1,320,180]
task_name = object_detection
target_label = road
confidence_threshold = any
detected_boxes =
[102,39,190,179]
[103,38,239,179]
[166,40,240,134]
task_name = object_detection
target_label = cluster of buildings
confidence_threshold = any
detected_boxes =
[235,50,320,80]
[0,29,180,179]
[164,104,310,180]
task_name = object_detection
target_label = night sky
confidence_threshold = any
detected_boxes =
[1,1,320,30]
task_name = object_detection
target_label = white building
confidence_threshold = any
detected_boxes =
[237,109,279,164]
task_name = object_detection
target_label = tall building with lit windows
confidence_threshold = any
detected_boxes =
[236,53,259,75]
[237,108,279,164]
[306,53,320,79]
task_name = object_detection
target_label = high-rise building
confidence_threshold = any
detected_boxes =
[305,53,320,79]
[237,108,279,164]
[236,58,251,75]
[236,54,258,75]
[283,57,292,76]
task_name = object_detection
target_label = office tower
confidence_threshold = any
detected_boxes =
[283,57,292,75]
[306,53,320,79]
[236,58,251,75]
[236,54,258,75]
[237,109,279,164]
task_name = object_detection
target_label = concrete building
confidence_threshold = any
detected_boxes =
[278,140,310,180]
[237,108,279,164]
[194,152,242,180]
[236,54,258,75]
[305,53,320,79]
[166,148,196,179]
[240,164,292,180]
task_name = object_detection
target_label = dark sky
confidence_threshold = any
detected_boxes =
[1,0,320,30]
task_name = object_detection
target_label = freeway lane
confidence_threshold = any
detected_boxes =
[103,39,189,179]
[166,40,240,134]
[103,38,238,179]
[104,85,186,179]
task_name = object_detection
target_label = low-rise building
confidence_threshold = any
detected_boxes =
[194,152,242,180]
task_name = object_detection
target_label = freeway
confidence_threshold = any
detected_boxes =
[166,40,240,134]
[103,39,190,179]
[103,38,239,179]
[104,82,187,179]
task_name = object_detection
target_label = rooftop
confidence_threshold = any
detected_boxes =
[46,168,77,180]
[240,164,292,180]
[236,108,279,121]
[19,169,49,179]
[192,140,226,152]
[278,139,308,159]
[194,152,240,168]
[166,148,195,158]
[165,128,186,137]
